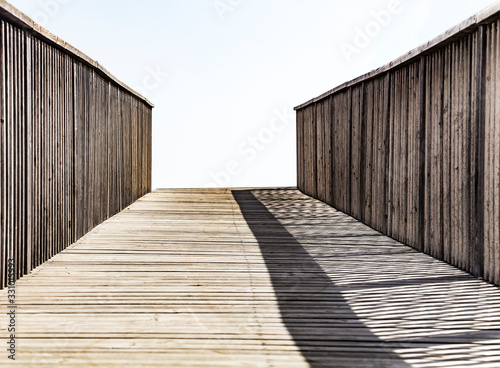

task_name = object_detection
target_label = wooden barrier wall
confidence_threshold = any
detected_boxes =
[0,11,153,288]
[296,9,500,285]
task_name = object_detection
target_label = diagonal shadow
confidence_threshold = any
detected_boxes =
[232,189,411,368]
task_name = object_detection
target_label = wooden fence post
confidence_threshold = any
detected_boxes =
[474,25,486,278]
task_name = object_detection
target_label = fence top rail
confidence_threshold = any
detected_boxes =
[0,0,154,108]
[294,1,500,111]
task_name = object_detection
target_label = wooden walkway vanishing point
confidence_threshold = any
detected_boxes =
[1,188,500,367]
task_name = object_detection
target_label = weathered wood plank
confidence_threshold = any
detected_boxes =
[2,188,500,366]
[487,20,500,284]
[0,20,5,288]
[350,86,362,220]
[316,99,326,203]
[399,67,409,245]
[362,82,373,224]
[473,26,485,279]
[407,62,420,249]
[442,43,452,264]
[0,7,153,288]
[295,6,500,286]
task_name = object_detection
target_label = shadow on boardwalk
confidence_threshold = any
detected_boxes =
[232,189,411,368]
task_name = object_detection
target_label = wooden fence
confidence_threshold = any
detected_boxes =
[296,4,500,285]
[0,3,153,289]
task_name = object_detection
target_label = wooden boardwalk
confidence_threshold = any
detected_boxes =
[1,188,500,367]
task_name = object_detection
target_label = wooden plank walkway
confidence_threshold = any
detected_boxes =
[1,188,500,367]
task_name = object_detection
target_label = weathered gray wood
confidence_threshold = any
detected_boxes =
[350,86,362,220]
[357,83,366,220]
[0,20,5,288]
[393,68,403,242]
[442,43,451,264]
[371,76,385,234]
[417,57,426,253]
[484,19,500,285]
[332,90,350,213]
[324,97,333,206]
[382,73,391,236]
[362,82,373,224]
[474,26,486,279]
[303,105,316,198]
[296,10,500,285]
[407,62,420,249]
[387,72,395,239]
[0,7,153,288]
[316,99,326,203]
[1,188,500,366]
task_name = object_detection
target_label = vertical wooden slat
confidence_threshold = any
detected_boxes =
[442,44,452,264]
[387,72,395,238]
[485,21,500,283]
[468,32,478,276]
[324,97,332,206]
[350,86,362,220]
[346,88,352,214]
[12,24,19,277]
[0,20,5,288]
[463,36,473,273]
[316,99,326,203]
[474,26,486,279]
[362,82,373,223]
[382,73,392,236]
[393,69,402,240]
[116,89,123,210]
[417,56,427,253]
[371,76,383,233]
[24,30,32,274]
[294,15,500,286]
[458,38,466,271]
[344,90,351,213]
[406,63,418,248]
[311,104,317,199]
[7,23,13,268]
[358,83,367,221]
[0,14,153,288]
[49,42,55,260]
[484,24,493,282]
[295,18,500,287]
[494,21,500,285]
[400,68,409,244]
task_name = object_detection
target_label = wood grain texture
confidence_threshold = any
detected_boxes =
[349,85,362,221]
[2,188,500,367]
[484,19,500,285]
[296,14,500,286]
[0,14,153,289]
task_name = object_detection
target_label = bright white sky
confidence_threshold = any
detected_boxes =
[7,0,498,189]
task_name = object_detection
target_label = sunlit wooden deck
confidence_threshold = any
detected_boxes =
[2,188,500,367]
